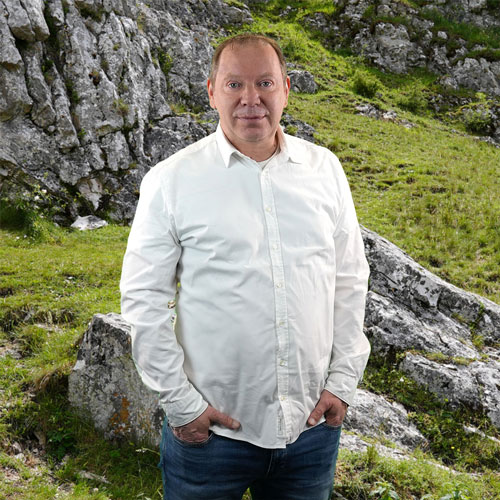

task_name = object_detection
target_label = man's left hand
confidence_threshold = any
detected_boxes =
[307,389,347,427]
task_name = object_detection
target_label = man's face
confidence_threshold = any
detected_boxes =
[207,42,290,158]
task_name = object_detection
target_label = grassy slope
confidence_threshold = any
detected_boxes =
[1,0,500,498]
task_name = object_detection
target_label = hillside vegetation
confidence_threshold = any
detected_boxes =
[0,0,499,499]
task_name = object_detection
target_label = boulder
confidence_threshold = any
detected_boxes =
[68,313,165,446]
[400,353,500,428]
[70,215,108,230]
[288,70,318,94]
[343,389,427,450]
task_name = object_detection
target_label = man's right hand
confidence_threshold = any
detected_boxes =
[172,406,240,443]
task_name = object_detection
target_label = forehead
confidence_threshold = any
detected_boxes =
[217,41,282,77]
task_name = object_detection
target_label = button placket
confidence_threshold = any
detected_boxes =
[260,165,292,440]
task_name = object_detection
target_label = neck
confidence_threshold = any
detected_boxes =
[227,134,279,162]
[241,141,278,162]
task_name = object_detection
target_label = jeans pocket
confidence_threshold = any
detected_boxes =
[170,429,214,448]
[321,422,342,431]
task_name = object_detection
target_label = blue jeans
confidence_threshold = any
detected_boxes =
[159,420,341,500]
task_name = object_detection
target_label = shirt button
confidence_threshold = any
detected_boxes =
[266,206,272,213]
[272,244,278,250]
[280,395,287,401]
[276,282,283,288]
[280,359,287,366]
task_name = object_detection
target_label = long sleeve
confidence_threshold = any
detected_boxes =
[324,161,371,405]
[120,167,208,427]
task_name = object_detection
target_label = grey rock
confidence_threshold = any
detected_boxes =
[281,114,316,143]
[49,69,80,152]
[100,132,130,172]
[3,0,36,42]
[19,0,50,41]
[144,115,210,167]
[356,104,415,129]
[0,0,251,221]
[344,389,427,450]
[0,2,23,69]
[362,226,500,346]
[0,65,32,121]
[289,70,318,94]
[68,313,165,446]
[340,433,411,461]
[22,43,57,128]
[70,215,108,230]
[451,58,500,96]
[353,23,426,74]
[363,226,500,430]
[76,176,104,210]
[331,0,500,99]
[365,292,478,359]
[400,353,500,428]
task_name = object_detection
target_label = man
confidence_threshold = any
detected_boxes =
[120,33,370,500]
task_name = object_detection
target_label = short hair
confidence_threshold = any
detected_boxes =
[209,33,287,83]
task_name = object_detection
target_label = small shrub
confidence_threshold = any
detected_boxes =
[0,185,56,240]
[398,87,427,112]
[370,480,400,500]
[461,106,493,134]
[439,485,471,500]
[158,49,173,76]
[113,98,129,117]
[352,70,380,98]
[65,79,80,105]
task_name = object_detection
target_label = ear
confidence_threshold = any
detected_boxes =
[207,78,216,110]
[284,76,290,107]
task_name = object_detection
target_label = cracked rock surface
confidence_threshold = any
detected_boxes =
[0,0,251,221]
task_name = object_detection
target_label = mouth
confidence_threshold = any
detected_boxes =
[234,109,268,121]
[235,115,267,122]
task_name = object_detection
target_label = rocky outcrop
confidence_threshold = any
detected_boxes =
[343,389,427,450]
[316,0,500,96]
[0,0,252,222]
[68,228,500,451]
[362,226,500,429]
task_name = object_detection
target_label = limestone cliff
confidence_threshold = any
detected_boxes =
[1,0,500,222]
[0,0,251,221]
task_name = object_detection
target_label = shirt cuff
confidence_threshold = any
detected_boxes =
[324,373,359,407]
[161,386,209,427]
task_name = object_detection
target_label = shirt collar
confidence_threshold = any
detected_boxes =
[216,123,305,168]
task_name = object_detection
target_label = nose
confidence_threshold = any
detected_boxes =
[240,84,261,106]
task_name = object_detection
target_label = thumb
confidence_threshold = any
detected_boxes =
[308,399,327,426]
[208,407,241,430]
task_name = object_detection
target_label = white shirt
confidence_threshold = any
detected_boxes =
[120,125,370,449]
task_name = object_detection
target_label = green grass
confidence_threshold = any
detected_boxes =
[337,446,500,499]
[1,2,500,499]
[232,16,500,305]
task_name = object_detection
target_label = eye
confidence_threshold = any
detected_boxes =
[259,80,273,88]
[227,82,241,89]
